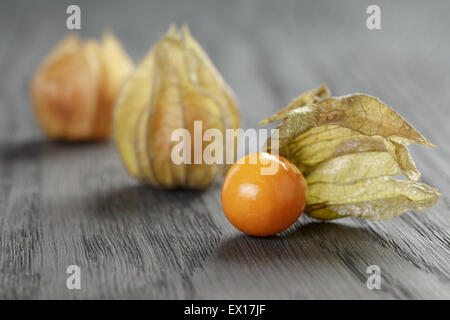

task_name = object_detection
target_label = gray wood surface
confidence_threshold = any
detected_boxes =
[1,0,449,299]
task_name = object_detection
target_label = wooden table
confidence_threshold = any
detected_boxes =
[1,0,449,299]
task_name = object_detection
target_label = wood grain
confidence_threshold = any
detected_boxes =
[0,0,449,299]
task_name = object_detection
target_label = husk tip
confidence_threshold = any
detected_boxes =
[181,23,191,36]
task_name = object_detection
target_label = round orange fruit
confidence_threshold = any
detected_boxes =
[221,152,307,237]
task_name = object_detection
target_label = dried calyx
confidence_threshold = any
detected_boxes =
[31,33,133,141]
[114,25,240,189]
[260,84,441,220]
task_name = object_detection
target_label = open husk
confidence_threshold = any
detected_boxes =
[260,84,441,220]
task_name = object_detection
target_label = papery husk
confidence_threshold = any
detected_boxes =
[260,85,441,220]
[114,25,240,189]
[31,33,133,140]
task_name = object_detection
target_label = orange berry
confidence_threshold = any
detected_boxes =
[221,152,307,237]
